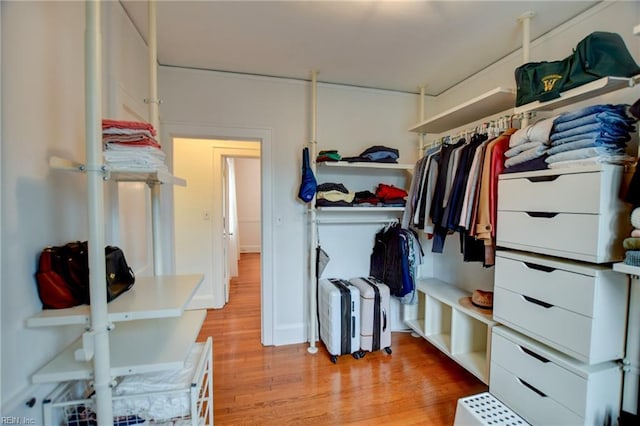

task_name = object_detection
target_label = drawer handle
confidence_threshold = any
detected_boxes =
[526,175,559,183]
[520,346,551,363]
[523,262,556,273]
[523,295,554,309]
[518,378,548,398]
[525,212,558,219]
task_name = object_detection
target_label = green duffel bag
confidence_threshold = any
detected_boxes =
[515,31,640,107]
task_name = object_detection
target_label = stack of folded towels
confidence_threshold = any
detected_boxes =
[624,208,640,267]
[102,119,168,173]
[316,183,354,207]
[546,104,636,168]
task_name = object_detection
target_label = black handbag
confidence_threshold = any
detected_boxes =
[515,31,640,106]
[105,246,136,302]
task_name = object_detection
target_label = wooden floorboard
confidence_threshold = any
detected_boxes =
[197,253,487,425]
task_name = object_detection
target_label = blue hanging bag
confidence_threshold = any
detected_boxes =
[297,147,317,203]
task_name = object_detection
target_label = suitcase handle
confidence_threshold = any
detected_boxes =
[382,310,387,332]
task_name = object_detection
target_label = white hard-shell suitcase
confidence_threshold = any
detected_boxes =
[318,278,361,363]
[349,276,392,356]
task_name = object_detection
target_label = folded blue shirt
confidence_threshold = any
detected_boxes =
[553,104,629,124]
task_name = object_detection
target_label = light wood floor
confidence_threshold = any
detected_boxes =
[197,253,487,425]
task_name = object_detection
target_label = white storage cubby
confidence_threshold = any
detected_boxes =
[405,278,497,384]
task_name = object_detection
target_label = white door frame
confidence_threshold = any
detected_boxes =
[213,146,260,306]
[161,122,274,346]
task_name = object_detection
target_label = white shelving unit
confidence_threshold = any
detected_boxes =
[409,87,515,134]
[514,75,639,115]
[405,278,497,384]
[32,310,206,383]
[27,274,203,327]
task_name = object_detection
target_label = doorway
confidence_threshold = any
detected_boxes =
[163,123,273,346]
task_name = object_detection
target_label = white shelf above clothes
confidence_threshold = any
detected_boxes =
[26,274,204,327]
[613,262,640,276]
[317,206,405,212]
[49,156,186,186]
[32,309,207,384]
[409,87,516,134]
[318,161,414,171]
[513,75,639,115]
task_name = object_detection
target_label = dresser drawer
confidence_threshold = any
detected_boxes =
[490,363,583,425]
[494,251,628,364]
[497,165,631,264]
[498,169,602,214]
[496,210,625,263]
[490,326,622,426]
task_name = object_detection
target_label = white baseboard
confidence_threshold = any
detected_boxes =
[273,323,306,346]
[240,245,261,253]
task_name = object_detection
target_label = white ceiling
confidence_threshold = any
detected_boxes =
[121,0,600,95]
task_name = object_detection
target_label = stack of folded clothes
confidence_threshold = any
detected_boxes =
[546,104,636,169]
[353,190,379,207]
[342,145,399,163]
[316,149,341,163]
[624,207,640,267]
[102,119,168,173]
[375,183,408,207]
[315,182,354,207]
[503,116,556,173]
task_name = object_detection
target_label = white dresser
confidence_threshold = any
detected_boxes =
[491,164,632,425]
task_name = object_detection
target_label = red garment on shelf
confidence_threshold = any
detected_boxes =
[102,119,157,136]
[376,183,408,201]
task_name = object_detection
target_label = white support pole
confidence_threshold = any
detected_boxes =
[308,70,319,354]
[148,0,163,276]
[518,12,535,128]
[418,85,426,157]
[85,1,113,423]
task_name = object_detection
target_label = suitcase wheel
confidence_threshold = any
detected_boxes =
[352,350,365,360]
[384,347,392,355]
[330,355,337,364]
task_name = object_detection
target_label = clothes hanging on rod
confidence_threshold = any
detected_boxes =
[406,127,517,266]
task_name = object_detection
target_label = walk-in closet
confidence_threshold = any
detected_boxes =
[2,1,640,425]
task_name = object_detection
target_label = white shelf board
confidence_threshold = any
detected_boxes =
[453,351,488,384]
[613,262,640,276]
[109,168,186,186]
[409,87,515,134]
[634,24,640,36]
[514,76,637,115]
[27,274,204,327]
[32,309,207,383]
[317,206,405,212]
[318,161,414,171]
[418,278,496,325]
[48,156,186,186]
[425,333,451,353]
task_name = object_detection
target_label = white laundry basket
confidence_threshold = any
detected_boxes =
[453,392,529,426]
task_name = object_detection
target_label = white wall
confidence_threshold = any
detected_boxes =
[235,157,262,253]
[159,67,419,345]
[1,1,150,420]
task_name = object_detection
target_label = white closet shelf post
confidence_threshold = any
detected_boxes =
[85,0,113,423]
[308,70,319,354]
[147,0,163,276]
[517,11,535,128]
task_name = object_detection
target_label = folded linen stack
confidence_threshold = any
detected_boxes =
[102,119,168,173]
[624,208,640,267]
[316,182,355,207]
[546,104,636,169]
[503,116,556,170]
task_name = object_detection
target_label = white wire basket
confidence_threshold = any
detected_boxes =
[42,338,213,426]
[453,392,529,426]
